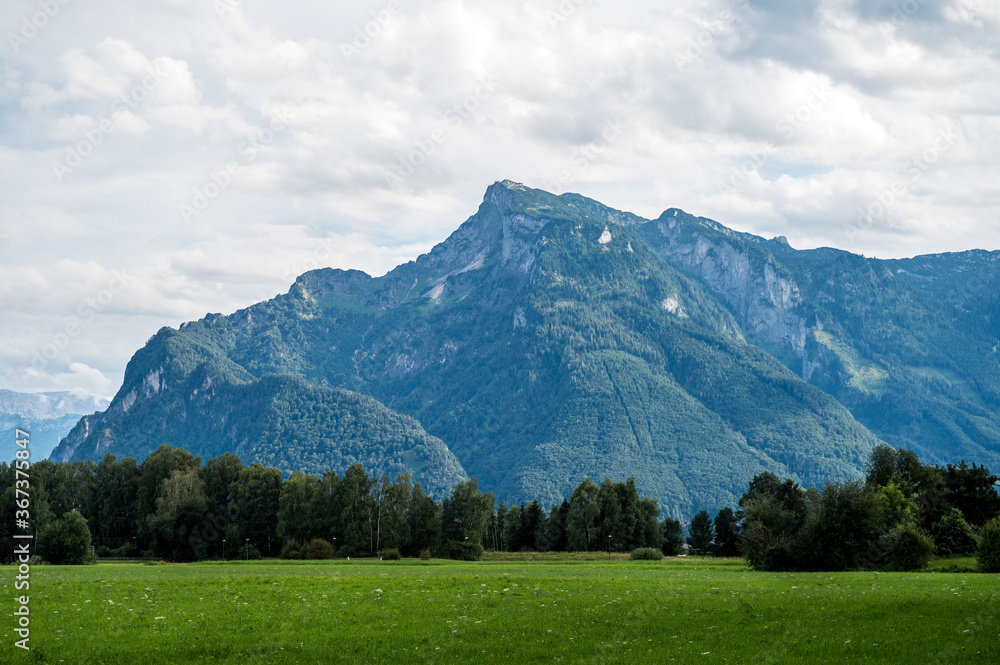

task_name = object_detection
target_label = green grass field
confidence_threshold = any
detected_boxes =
[2,556,998,664]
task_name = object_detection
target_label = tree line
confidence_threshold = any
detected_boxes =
[0,445,666,564]
[696,444,1000,572]
[3,443,998,571]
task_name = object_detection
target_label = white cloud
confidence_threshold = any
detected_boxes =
[0,0,998,398]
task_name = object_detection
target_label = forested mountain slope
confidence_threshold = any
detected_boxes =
[54,181,896,515]
[639,210,1000,473]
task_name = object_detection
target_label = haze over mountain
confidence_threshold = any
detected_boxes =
[1,390,109,461]
[51,181,1000,515]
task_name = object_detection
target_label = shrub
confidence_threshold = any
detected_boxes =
[630,547,663,561]
[378,548,402,560]
[306,538,335,560]
[37,510,92,565]
[280,539,307,560]
[445,540,483,561]
[978,516,1000,573]
[236,543,262,560]
[931,509,978,556]
[885,523,935,571]
[419,548,432,561]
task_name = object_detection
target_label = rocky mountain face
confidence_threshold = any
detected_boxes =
[1,390,109,461]
[50,181,1000,516]
[640,211,1000,471]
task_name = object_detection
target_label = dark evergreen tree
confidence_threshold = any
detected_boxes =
[661,517,684,556]
[229,463,282,557]
[542,500,570,552]
[713,507,740,557]
[91,454,139,551]
[405,482,439,556]
[337,464,374,556]
[521,500,546,551]
[687,510,714,553]
[941,461,1000,526]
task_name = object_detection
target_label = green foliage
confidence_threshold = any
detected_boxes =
[135,445,200,548]
[930,508,978,556]
[148,468,209,562]
[878,481,918,528]
[37,510,92,565]
[687,510,714,553]
[444,539,484,561]
[277,471,320,545]
[713,507,740,557]
[306,538,334,560]
[884,523,935,571]
[418,548,432,560]
[279,539,307,560]
[566,478,600,551]
[941,461,1000,526]
[865,444,938,496]
[661,517,684,556]
[795,481,886,571]
[740,494,799,570]
[630,546,663,560]
[541,500,570,552]
[229,464,281,557]
[978,516,1000,573]
[441,478,494,549]
[379,548,402,560]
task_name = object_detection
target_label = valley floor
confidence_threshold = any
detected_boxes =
[2,556,997,664]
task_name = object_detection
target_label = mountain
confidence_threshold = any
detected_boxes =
[53,181,902,516]
[51,363,467,498]
[638,211,1000,471]
[1,390,109,461]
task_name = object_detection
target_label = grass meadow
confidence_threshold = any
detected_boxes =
[2,556,998,664]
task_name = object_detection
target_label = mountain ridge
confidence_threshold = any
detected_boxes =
[50,180,1000,515]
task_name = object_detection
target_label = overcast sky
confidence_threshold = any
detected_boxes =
[1,0,997,400]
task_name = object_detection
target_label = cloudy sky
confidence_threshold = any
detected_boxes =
[1,0,997,401]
